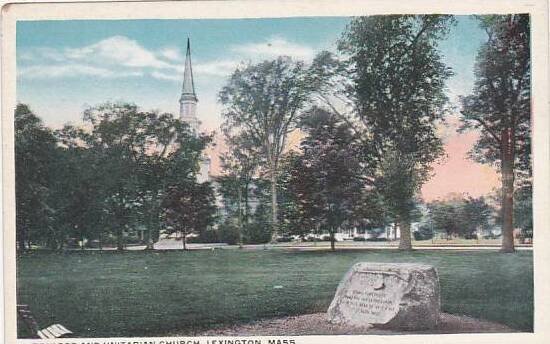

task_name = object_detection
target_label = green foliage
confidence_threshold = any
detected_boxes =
[460,15,531,171]
[338,15,455,249]
[161,182,217,249]
[219,56,317,240]
[428,195,493,237]
[374,150,427,222]
[339,15,453,163]
[218,221,241,245]
[15,102,214,251]
[15,104,58,250]
[459,15,531,252]
[216,134,261,246]
[514,182,532,236]
[280,108,379,249]
[243,205,272,244]
[199,229,221,243]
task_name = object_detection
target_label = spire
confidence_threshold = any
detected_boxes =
[180,37,197,102]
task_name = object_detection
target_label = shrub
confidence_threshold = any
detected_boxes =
[243,222,271,244]
[353,237,366,241]
[464,233,478,240]
[199,230,221,243]
[219,222,240,245]
[276,236,293,242]
[125,236,144,245]
[366,237,388,242]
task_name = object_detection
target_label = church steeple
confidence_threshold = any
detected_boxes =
[179,38,199,131]
[180,38,197,102]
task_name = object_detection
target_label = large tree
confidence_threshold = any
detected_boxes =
[218,133,261,247]
[52,126,106,249]
[428,195,493,238]
[74,102,211,250]
[161,182,217,250]
[459,15,531,253]
[338,15,454,250]
[284,107,374,251]
[15,104,58,251]
[219,57,314,242]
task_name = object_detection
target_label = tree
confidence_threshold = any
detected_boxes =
[278,152,321,240]
[161,182,217,250]
[74,102,211,250]
[338,15,454,250]
[284,108,372,251]
[15,104,58,251]
[459,15,531,253]
[51,126,106,249]
[428,195,492,238]
[244,178,273,244]
[513,182,532,240]
[462,196,493,236]
[219,57,314,243]
[374,150,429,244]
[218,133,261,247]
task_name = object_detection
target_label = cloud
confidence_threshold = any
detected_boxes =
[18,64,143,79]
[160,47,184,62]
[18,36,183,80]
[65,35,174,70]
[17,35,318,83]
[19,47,67,62]
[194,60,241,77]
[150,71,181,81]
[187,37,318,79]
[232,36,316,61]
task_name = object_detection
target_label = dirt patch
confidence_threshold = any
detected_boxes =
[193,313,515,336]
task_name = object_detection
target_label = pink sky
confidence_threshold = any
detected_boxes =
[421,130,500,202]
[207,125,500,203]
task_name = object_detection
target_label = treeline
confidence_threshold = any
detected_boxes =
[16,103,216,251]
[16,15,532,253]
[217,15,531,252]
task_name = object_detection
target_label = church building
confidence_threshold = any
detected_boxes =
[179,38,211,183]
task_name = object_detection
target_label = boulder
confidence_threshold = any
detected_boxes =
[327,262,440,330]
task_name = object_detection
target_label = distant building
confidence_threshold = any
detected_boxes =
[179,38,211,183]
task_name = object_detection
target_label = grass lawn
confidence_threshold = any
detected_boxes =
[16,249,533,338]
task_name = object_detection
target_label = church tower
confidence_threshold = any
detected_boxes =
[179,38,210,183]
[180,38,200,132]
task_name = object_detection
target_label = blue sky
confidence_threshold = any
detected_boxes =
[16,16,486,131]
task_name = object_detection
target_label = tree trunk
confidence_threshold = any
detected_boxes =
[398,217,413,251]
[270,167,279,243]
[330,230,336,251]
[116,226,124,251]
[182,231,187,251]
[500,128,515,253]
[237,182,243,248]
[244,180,250,222]
[145,212,156,250]
[17,229,26,252]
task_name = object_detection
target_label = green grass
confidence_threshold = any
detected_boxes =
[16,249,533,337]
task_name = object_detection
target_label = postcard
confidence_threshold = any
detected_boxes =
[2,1,549,343]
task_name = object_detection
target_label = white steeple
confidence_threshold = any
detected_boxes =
[179,38,210,183]
[180,38,200,132]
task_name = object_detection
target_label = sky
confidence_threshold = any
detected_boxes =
[16,16,499,201]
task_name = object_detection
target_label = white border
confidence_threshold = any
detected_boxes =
[2,1,549,343]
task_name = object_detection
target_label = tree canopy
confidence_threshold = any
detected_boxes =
[338,15,455,249]
[459,15,531,252]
